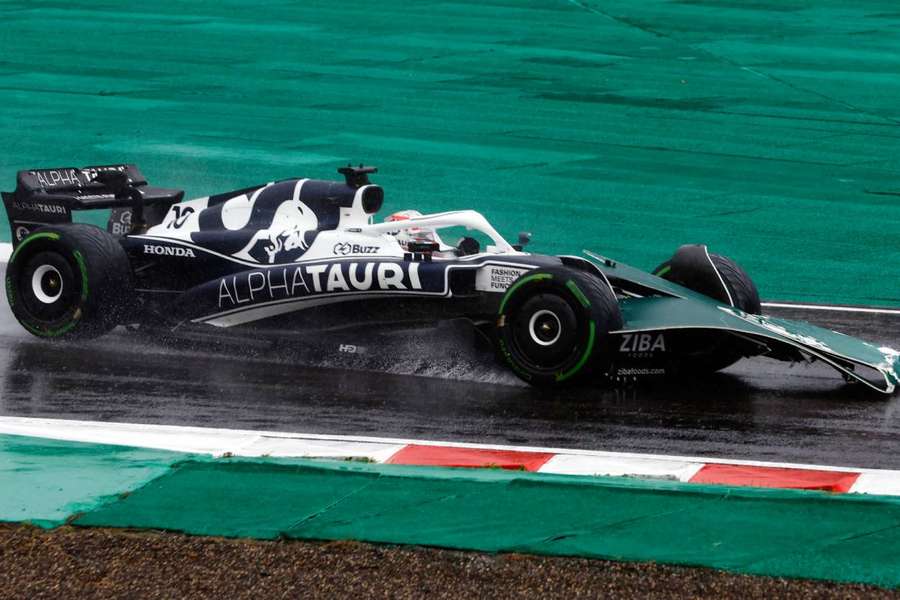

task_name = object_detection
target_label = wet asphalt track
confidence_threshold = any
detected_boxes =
[0,263,897,469]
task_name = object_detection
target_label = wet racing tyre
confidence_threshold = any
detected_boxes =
[5,224,133,339]
[496,266,622,387]
[653,249,761,373]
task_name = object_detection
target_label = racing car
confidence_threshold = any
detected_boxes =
[3,164,898,393]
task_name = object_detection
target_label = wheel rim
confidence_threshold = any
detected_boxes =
[31,264,64,304]
[527,309,562,346]
[509,293,581,372]
[17,251,79,324]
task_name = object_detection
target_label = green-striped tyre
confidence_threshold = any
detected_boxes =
[496,266,622,387]
[5,224,133,339]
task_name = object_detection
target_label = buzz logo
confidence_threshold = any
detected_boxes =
[143,244,196,258]
[110,209,132,236]
[333,242,379,256]
[619,333,666,353]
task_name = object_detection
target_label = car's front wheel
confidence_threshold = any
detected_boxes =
[496,266,622,387]
[653,246,761,373]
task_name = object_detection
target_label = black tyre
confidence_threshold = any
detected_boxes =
[653,249,761,373]
[496,266,622,387]
[653,252,760,314]
[5,224,133,339]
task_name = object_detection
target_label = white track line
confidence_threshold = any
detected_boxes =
[2,418,899,495]
[1,416,899,495]
[762,301,900,316]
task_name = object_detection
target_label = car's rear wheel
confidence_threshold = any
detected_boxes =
[653,247,761,373]
[496,266,622,387]
[5,224,133,339]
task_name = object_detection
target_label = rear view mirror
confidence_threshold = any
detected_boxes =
[514,231,532,251]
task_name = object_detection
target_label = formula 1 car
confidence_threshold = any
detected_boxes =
[3,164,898,393]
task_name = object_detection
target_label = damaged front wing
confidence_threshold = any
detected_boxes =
[584,252,900,394]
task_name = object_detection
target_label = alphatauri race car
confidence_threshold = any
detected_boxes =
[3,164,899,393]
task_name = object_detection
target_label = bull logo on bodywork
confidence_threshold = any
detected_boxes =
[244,195,319,264]
[185,180,322,265]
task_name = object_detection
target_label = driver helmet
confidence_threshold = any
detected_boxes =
[384,210,444,250]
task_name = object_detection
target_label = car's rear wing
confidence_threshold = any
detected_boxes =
[2,164,183,245]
